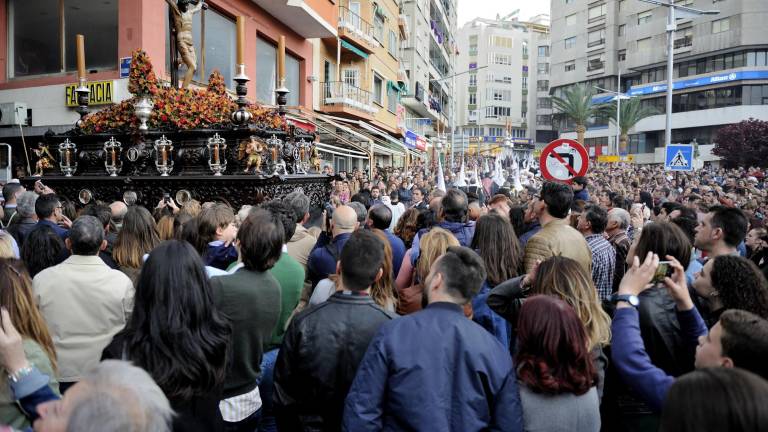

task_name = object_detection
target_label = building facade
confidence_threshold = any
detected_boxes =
[399,0,457,141]
[454,14,552,156]
[550,0,768,163]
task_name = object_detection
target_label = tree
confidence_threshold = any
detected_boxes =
[607,97,658,155]
[551,84,606,145]
[713,119,768,168]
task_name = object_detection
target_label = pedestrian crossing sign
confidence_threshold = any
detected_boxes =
[664,144,694,172]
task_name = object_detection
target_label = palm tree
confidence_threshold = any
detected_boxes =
[551,84,604,145]
[608,97,659,155]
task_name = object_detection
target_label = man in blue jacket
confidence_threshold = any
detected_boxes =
[343,246,523,431]
[365,204,405,277]
[611,253,768,412]
[409,188,475,267]
[307,205,358,287]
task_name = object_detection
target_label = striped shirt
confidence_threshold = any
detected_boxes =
[219,385,262,423]
[585,234,616,301]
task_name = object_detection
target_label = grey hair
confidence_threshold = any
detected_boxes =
[67,360,173,432]
[284,191,310,223]
[609,208,631,230]
[348,201,368,224]
[16,191,38,218]
[69,216,105,256]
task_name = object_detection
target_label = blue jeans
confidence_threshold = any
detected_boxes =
[257,349,279,432]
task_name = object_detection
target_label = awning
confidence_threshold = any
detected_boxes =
[286,115,317,133]
[316,142,369,159]
[341,40,369,59]
[326,116,407,157]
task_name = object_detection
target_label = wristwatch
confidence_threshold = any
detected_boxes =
[610,293,640,307]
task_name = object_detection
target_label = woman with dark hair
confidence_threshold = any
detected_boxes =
[659,368,768,432]
[102,240,231,432]
[516,295,600,432]
[508,205,526,239]
[0,258,59,428]
[692,255,768,325]
[113,206,160,282]
[21,225,66,278]
[469,213,522,348]
[393,208,421,249]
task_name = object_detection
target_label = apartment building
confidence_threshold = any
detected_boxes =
[550,0,768,163]
[455,14,551,154]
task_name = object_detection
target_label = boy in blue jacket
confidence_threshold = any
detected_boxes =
[199,203,239,270]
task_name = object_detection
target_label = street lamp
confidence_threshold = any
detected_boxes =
[595,85,631,156]
[637,0,718,150]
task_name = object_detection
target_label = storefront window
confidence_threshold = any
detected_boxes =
[10,0,118,78]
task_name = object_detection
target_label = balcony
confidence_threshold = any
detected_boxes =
[338,6,379,53]
[587,38,605,48]
[255,0,336,38]
[587,60,605,72]
[320,81,377,120]
[674,35,693,53]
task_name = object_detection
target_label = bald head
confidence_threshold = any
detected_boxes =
[332,205,358,235]
[110,201,128,224]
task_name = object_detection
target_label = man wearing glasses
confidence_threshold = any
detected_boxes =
[34,194,71,239]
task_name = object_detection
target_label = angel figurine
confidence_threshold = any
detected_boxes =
[32,143,55,177]
[238,136,264,174]
[310,143,321,173]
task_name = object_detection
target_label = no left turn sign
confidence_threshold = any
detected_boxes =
[539,139,589,183]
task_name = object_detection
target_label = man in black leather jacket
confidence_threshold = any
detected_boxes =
[273,230,397,431]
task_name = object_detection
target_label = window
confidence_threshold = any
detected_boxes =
[488,127,504,136]
[538,46,550,57]
[485,106,511,118]
[566,13,578,26]
[489,53,512,65]
[588,29,606,47]
[486,88,511,102]
[469,73,477,86]
[565,0,574,3]
[10,0,118,78]
[388,30,398,57]
[588,4,607,21]
[387,85,397,113]
[637,37,652,52]
[537,63,550,74]
[537,115,551,125]
[522,76,528,90]
[565,37,576,49]
[565,61,576,72]
[618,24,626,37]
[537,80,549,91]
[256,37,277,104]
[343,68,360,87]
[522,42,528,58]
[588,54,605,71]
[490,36,513,48]
[374,10,385,41]
[712,18,730,34]
[285,54,300,106]
[468,93,477,105]
[537,97,551,108]
[675,28,693,49]
[618,49,627,62]
[373,74,384,105]
[618,0,625,11]
[638,10,652,25]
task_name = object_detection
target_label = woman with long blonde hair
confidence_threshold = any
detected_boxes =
[395,227,459,315]
[371,229,398,312]
[0,258,59,428]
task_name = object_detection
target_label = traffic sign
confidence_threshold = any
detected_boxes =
[540,139,589,183]
[664,144,694,171]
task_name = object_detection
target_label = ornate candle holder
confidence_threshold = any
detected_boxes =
[275,78,290,118]
[58,138,78,177]
[295,138,308,174]
[75,78,90,128]
[103,137,122,177]
[266,134,286,176]
[153,135,174,176]
[206,133,227,176]
[134,95,153,132]
[231,64,252,125]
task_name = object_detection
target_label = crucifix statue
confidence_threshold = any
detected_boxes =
[166,0,206,89]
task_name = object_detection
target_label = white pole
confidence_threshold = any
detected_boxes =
[665,0,675,149]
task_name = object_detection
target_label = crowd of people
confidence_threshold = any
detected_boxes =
[0,158,766,431]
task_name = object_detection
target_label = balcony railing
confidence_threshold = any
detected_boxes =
[320,81,376,114]
[674,35,693,49]
[339,6,378,49]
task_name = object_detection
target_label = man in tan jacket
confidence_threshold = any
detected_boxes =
[33,215,133,392]
[524,181,592,275]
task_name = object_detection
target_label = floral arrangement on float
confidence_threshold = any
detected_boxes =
[79,50,283,134]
